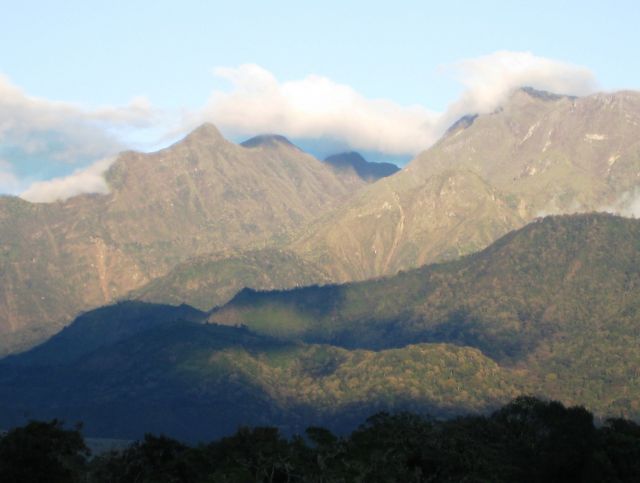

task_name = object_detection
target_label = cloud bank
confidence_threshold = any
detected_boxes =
[198,51,597,157]
[0,51,601,202]
[0,74,156,199]
[194,64,439,155]
[604,190,640,218]
[439,51,598,128]
[0,75,155,162]
[20,156,116,203]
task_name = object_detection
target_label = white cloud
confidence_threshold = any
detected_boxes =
[0,75,156,164]
[0,74,160,201]
[438,51,598,129]
[20,156,116,203]
[195,52,597,157]
[194,64,439,155]
[5,51,602,201]
[602,190,640,218]
[628,197,640,217]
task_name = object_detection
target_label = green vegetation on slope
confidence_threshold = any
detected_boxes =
[212,213,640,417]
[0,314,519,441]
[1,213,639,441]
[129,249,331,310]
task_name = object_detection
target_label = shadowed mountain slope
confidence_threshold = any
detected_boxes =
[214,214,640,416]
[0,307,517,441]
[1,214,639,440]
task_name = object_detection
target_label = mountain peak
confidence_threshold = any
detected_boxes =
[181,122,227,145]
[240,134,299,149]
[323,152,400,182]
[325,151,366,164]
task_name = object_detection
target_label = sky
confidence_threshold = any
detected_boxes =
[1,0,639,201]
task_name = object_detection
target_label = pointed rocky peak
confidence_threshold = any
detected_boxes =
[240,134,300,150]
[180,122,228,146]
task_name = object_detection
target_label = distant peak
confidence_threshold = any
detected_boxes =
[323,152,399,182]
[181,123,226,144]
[324,152,366,164]
[240,134,299,149]
[518,86,576,102]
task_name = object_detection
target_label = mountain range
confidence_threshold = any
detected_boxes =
[1,86,640,441]
[0,125,361,354]
[292,88,640,280]
[3,87,640,354]
[0,213,639,441]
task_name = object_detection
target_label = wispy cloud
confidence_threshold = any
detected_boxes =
[0,75,156,162]
[192,64,439,155]
[439,51,598,128]
[20,156,116,203]
[0,74,157,198]
[602,190,640,218]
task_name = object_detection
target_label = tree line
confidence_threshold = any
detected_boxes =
[1,396,639,482]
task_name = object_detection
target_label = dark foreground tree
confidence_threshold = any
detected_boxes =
[6,397,640,482]
[0,419,88,483]
[89,433,196,483]
[491,395,597,482]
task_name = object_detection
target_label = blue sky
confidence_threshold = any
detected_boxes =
[1,0,639,200]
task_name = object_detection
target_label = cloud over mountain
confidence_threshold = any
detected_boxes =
[0,74,156,196]
[0,160,20,194]
[196,52,597,157]
[439,51,598,127]
[20,156,115,202]
[196,64,439,156]
[0,51,602,201]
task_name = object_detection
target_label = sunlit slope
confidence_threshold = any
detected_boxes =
[215,213,640,416]
[0,125,363,354]
[291,89,640,280]
[130,248,332,310]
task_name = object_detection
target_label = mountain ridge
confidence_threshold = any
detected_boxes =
[0,123,365,354]
[289,88,640,281]
[1,213,639,440]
